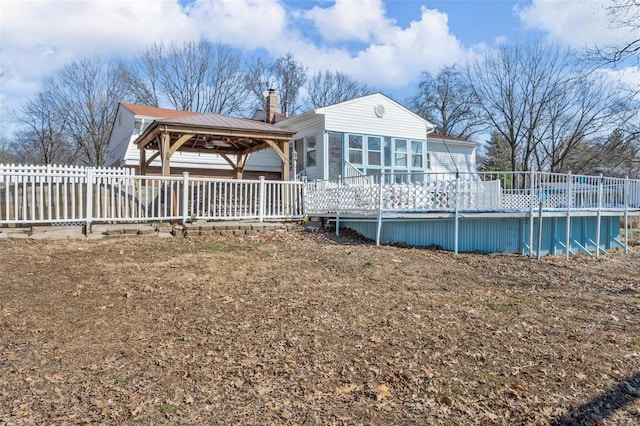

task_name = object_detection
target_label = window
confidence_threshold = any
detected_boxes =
[328,132,343,180]
[395,139,407,167]
[367,136,381,167]
[293,139,304,173]
[348,134,363,165]
[306,136,316,167]
[134,119,144,134]
[411,140,423,168]
[383,137,392,167]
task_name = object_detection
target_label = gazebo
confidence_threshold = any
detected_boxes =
[134,113,295,179]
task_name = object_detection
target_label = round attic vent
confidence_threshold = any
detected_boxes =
[374,104,385,118]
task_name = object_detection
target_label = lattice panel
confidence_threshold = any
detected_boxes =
[502,192,531,210]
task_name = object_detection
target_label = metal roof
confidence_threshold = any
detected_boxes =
[151,113,294,136]
[120,103,198,119]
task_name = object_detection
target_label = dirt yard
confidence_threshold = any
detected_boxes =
[1,227,639,425]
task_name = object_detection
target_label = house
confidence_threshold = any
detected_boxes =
[274,93,478,181]
[105,92,477,180]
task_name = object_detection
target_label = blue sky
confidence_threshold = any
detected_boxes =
[1,0,638,139]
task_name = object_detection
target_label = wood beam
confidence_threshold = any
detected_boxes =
[161,132,170,176]
[168,134,196,157]
[235,153,250,179]
[264,139,291,181]
[219,153,237,170]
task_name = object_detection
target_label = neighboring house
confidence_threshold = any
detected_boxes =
[275,93,478,181]
[105,93,477,180]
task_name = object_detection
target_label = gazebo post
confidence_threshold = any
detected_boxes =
[140,147,146,175]
[161,132,171,176]
[235,153,245,179]
[281,140,290,182]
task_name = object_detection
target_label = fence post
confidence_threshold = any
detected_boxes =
[375,175,383,246]
[85,167,94,234]
[596,173,603,258]
[528,170,536,257]
[454,174,460,255]
[182,172,190,224]
[258,176,265,222]
[624,176,629,254]
[565,172,572,260]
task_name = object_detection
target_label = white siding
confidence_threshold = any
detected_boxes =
[125,149,282,172]
[321,93,431,140]
[105,107,136,167]
[245,149,282,172]
[428,142,476,173]
[279,114,325,180]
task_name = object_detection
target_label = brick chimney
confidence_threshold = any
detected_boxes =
[266,89,277,124]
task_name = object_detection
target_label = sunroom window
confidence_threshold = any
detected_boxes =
[411,140,423,168]
[348,135,363,165]
[306,136,317,167]
[383,137,392,167]
[367,136,381,167]
[395,139,407,167]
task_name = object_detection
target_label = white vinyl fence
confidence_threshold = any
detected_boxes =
[0,164,304,226]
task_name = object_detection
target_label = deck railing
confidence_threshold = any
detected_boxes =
[304,170,640,215]
[0,165,304,226]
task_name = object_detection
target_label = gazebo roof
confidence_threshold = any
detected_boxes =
[135,113,294,154]
[133,112,295,178]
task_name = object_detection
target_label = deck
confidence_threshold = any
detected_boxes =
[304,171,640,257]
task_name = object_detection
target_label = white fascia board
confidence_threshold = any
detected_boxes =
[428,138,479,147]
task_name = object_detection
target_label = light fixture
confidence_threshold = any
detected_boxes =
[203,136,232,149]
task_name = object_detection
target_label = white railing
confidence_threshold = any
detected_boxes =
[304,170,640,215]
[0,165,305,226]
[0,163,132,179]
[344,161,374,186]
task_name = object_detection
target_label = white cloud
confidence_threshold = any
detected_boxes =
[0,0,197,116]
[2,0,196,55]
[187,0,288,50]
[303,0,394,43]
[0,0,465,134]
[286,6,465,89]
[516,0,639,50]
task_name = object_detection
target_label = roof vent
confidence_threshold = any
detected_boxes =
[374,104,385,118]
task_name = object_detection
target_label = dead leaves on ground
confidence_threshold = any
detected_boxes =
[1,230,639,424]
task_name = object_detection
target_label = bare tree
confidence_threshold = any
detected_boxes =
[48,57,130,166]
[408,65,484,139]
[536,71,637,172]
[562,129,640,177]
[113,62,157,106]
[465,41,633,173]
[12,86,77,164]
[0,136,17,164]
[305,71,372,109]
[131,41,248,115]
[245,57,275,113]
[272,54,307,116]
[594,0,640,63]
[245,53,307,116]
